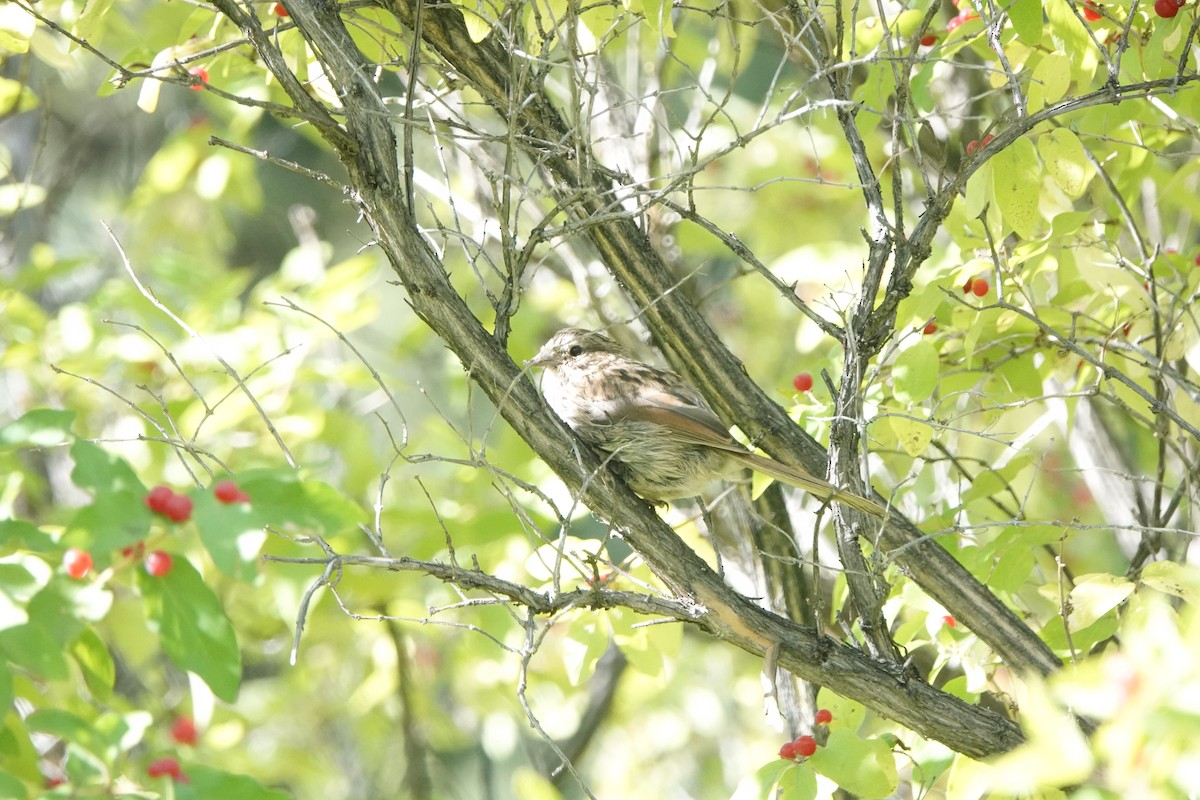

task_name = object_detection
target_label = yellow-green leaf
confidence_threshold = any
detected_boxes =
[1068,573,1134,631]
[991,138,1043,239]
[1139,561,1200,604]
[1028,53,1071,112]
[892,341,939,405]
[807,729,898,798]
[887,415,933,457]
[1038,128,1095,199]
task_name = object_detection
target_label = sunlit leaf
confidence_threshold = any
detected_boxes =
[992,139,1044,239]
[807,729,898,798]
[139,557,241,702]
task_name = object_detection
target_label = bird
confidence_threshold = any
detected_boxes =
[529,328,887,517]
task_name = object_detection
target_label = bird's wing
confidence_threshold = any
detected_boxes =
[624,388,888,518]
[619,387,750,454]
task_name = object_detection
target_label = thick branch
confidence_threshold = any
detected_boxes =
[380,0,1061,679]
[235,0,1029,757]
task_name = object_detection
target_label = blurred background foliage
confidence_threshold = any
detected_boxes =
[2,0,1199,797]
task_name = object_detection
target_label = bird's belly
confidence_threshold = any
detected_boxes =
[582,419,734,500]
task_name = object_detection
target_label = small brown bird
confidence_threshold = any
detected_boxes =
[529,328,887,517]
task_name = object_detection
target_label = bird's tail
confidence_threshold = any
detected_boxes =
[734,451,888,518]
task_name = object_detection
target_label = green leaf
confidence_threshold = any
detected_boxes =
[28,578,112,644]
[0,770,25,799]
[0,408,75,449]
[449,0,500,42]
[0,519,56,555]
[69,439,144,494]
[0,555,52,631]
[0,622,70,680]
[69,490,152,555]
[72,0,116,50]
[776,761,818,799]
[71,627,116,700]
[1139,561,1200,604]
[747,759,814,800]
[1038,128,1095,199]
[25,709,110,760]
[194,486,267,580]
[0,3,36,54]
[1067,573,1134,631]
[1009,0,1043,44]
[892,341,939,405]
[807,729,898,798]
[0,661,12,717]
[991,138,1043,239]
[562,617,610,686]
[887,415,933,457]
[1028,53,1071,112]
[0,708,42,786]
[139,557,242,702]
[236,472,362,537]
[632,0,676,38]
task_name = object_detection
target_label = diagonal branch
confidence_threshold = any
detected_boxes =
[376,0,1061,679]
[226,0,1029,757]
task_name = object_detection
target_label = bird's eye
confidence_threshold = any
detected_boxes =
[568,344,583,357]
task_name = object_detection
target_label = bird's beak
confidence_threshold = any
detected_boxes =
[526,344,554,368]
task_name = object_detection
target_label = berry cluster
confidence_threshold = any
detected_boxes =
[140,716,199,786]
[777,709,833,760]
[145,485,194,522]
[966,133,994,156]
[213,478,251,504]
[962,276,990,297]
[147,757,187,783]
[63,479,251,583]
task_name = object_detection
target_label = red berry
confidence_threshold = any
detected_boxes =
[922,321,938,335]
[793,735,818,757]
[162,493,193,522]
[778,740,798,759]
[792,372,814,393]
[1083,1,1102,20]
[943,614,957,628]
[966,139,979,156]
[213,479,242,504]
[146,757,187,782]
[1122,322,1132,336]
[963,277,975,293]
[815,709,833,725]
[971,277,989,297]
[63,548,93,579]
[980,133,994,148]
[919,33,938,45]
[1154,0,1182,17]
[272,1,289,15]
[170,716,198,746]
[145,485,173,513]
[188,67,208,90]
[1194,253,1200,267]
[145,551,174,577]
